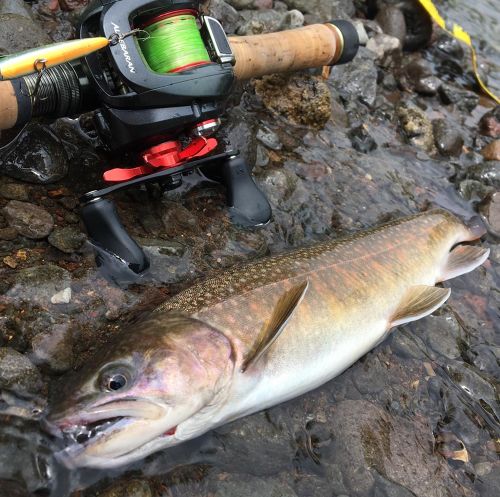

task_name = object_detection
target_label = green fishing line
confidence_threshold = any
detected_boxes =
[139,13,210,73]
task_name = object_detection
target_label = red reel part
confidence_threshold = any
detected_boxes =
[103,136,218,182]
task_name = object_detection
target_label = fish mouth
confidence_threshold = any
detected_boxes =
[46,399,177,467]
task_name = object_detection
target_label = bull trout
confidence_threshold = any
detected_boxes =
[47,209,489,468]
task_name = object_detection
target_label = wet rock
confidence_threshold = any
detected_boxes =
[0,183,29,202]
[348,125,377,153]
[480,140,500,161]
[329,400,473,497]
[366,34,402,68]
[8,264,71,307]
[282,0,355,19]
[204,0,240,34]
[0,348,44,398]
[0,0,50,55]
[30,324,73,373]
[58,0,90,11]
[237,9,284,35]
[257,126,282,151]
[214,474,298,497]
[457,180,494,202]
[98,479,153,497]
[415,75,442,96]
[396,103,435,153]
[400,58,441,96]
[479,192,500,237]
[330,47,378,106]
[0,123,69,184]
[220,106,257,166]
[466,161,500,188]
[476,463,500,497]
[48,226,86,253]
[417,313,462,360]
[0,228,17,241]
[375,6,406,43]
[478,106,500,138]
[279,9,304,30]
[50,287,72,304]
[439,83,479,113]
[432,119,464,157]
[2,201,54,240]
[254,73,331,128]
[0,480,31,497]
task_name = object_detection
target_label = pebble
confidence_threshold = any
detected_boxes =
[2,201,54,240]
[0,348,44,398]
[30,324,73,373]
[396,103,435,153]
[480,140,500,161]
[366,34,402,67]
[439,83,479,112]
[97,479,152,497]
[204,0,240,34]
[0,183,29,201]
[479,191,500,236]
[432,119,464,157]
[375,6,406,43]
[50,287,72,305]
[279,9,304,30]
[0,227,17,241]
[256,126,282,150]
[478,106,500,138]
[467,161,500,188]
[48,226,86,253]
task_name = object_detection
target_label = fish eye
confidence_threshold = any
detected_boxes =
[108,374,127,391]
[99,369,130,392]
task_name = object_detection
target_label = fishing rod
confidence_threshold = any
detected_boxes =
[0,0,359,282]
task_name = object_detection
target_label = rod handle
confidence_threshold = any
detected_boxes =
[228,20,359,81]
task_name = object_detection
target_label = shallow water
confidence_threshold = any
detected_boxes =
[0,1,499,497]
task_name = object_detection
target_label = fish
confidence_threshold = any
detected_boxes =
[0,38,110,80]
[46,209,490,469]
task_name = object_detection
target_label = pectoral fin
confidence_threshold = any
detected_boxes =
[439,245,490,281]
[390,285,451,327]
[242,280,309,372]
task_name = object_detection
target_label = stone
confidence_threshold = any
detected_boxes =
[366,34,402,68]
[254,73,331,128]
[481,140,500,161]
[97,479,153,497]
[203,0,240,34]
[214,474,298,497]
[329,47,378,107]
[279,9,304,31]
[348,125,377,153]
[396,103,435,153]
[432,119,464,157]
[0,227,17,241]
[466,161,500,188]
[2,201,54,239]
[50,287,72,305]
[375,6,406,43]
[479,191,500,237]
[329,400,474,497]
[439,83,479,113]
[417,313,462,360]
[256,126,282,150]
[237,9,284,35]
[281,0,355,20]
[48,226,86,253]
[0,348,44,398]
[0,183,29,201]
[478,106,500,138]
[414,76,442,96]
[8,264,71,307]
[0,123,69,184]
[30,324,73,373]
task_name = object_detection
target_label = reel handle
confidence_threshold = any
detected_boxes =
[81,197,149,277]
[229,21,359,81]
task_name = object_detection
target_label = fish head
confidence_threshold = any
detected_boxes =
[46,314,234,468]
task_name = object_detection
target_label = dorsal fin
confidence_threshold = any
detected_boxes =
[241,281,309,372]
[390,285,451,327]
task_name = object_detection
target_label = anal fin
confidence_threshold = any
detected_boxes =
[242,280,309,372]
[390,285,451,327]
[439,245,490,281]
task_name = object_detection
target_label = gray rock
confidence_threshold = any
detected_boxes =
[30,324,73,373]
[237,9,284,35]
[281,0,355,19]
[417,313,462,360]
[48,226,86,253]
[204,0,240,34]
[329,400,474,497]
[330,47,378,106]
[214,473,298,497]
[476,464,500,497]
[8,264,71,307]
[0,348,44,398]
[479,191,500,237]
[478,106,500,138]
[2,201,54,240]
[0,0,33,18]
[279,9,304,30]
[457,179,494,201]
[415,76,442,96]
[0,123,69,184]
[467,161,500,188]
[432,119,464,157]
[439,83,479,112]
[366,34,402,67]
[375,6,406,43]
[257,126,282,151]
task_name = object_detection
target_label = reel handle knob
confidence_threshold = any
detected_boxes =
[81,197,149,278]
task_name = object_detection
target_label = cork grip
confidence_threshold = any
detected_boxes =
[228,24,343,81]
[0,81,19,130]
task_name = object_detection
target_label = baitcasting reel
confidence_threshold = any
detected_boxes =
[0,0,359,281]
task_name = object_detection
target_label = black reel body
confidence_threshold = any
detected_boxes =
[73,0,272,281]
